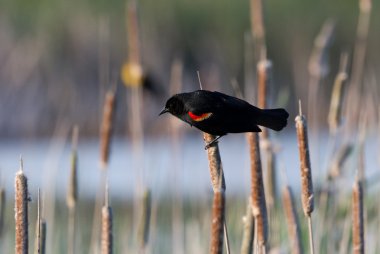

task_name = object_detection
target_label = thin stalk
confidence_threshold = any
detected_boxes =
[307,216,315,254]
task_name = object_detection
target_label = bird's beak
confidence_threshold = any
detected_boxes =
[159,108,169,116]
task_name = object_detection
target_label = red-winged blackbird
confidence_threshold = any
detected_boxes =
[160,90,289,148]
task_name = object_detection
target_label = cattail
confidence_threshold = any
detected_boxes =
[352,179,364,254]
[328,53,349,134]
[203,133,226,192]
[137,189,152,251]
[257,60,272,139]
[247,133,268,250]
[295,101,314,254]
[67,126,79,254]
[67,126,79,209]
[295,102,314,216]
[282,186,303,254]
[263,141,276,210]
[210,189,225,254]
[15,158,29,254]
[249,0,266,62]
[101,184,113,254]
[0,187,5,236]
[203,133,229,254]
[100,89,117,170]
[241,199,255,254]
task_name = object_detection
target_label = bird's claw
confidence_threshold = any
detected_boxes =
[204,140,218,150]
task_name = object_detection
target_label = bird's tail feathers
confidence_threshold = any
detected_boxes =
[258,108,289,131]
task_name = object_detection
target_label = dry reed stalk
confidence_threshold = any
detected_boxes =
[34,189,45,254]
[203,133,226,192]
[240,199,255,254]
[137,189,152,252]
[263,141,276,211]
[169,59,185,254]
[15,159,28,254]
[210,189,225,254]
[352,179,364,254]
[295,102,314,254]
[257,60,272,139]
[67,126,79,254]
[249,0,266,62]
[328,52,349,134]
[282,186,303,254]
[345,0,372,128]
[328,143,353,180]
[247,132,268,252]
[101,184,113,254]
[100,89,116,170]
[0,187,5,236]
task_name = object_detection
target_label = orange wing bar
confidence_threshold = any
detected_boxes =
[188,112,213,122]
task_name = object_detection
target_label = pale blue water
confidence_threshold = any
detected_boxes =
[0,132,378,201]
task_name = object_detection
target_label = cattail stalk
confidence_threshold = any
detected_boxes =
[282,186,303,254]
[240,199,255,254]
[328,143,353,180]
[100,89,116,170]
[247,133,268,252]
[15,159,28,254]
[345,0,372,128]
[204,134,226,192]
[67,126,79,254]
[352,179,364,254]
[295,102,314,254]
[101,184,113,254]
[210,189,225,254]
[250,0,266,62]
[137,189,152,252]
[0,187,5,236]
[204,133,229,254]
[328,52,349,134]
[34,189,46,254]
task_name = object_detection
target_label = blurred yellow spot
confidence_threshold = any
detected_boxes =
[121,62,143,87]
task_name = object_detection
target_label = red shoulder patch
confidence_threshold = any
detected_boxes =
[188,111,213,122]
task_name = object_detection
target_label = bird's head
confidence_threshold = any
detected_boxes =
[159,95,186,116]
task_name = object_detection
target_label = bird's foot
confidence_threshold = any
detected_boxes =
[204,135,223,150]
[204,140,219,150]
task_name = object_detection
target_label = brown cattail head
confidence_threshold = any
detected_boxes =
[210,189,225,254]
[295,102,314,216]
[204,133,226,192]
[15,160,29,254]
[352,179,364,254]
[137,189,152,250]
[282,186,303,254]
[101,206,113,254]
[247,132,268,246]
[0,187,5,236]
[328,52,349,134]
[100,90,116,170]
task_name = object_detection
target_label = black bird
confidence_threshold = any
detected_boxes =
[160,90,289,149]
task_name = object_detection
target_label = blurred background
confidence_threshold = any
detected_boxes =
[0,0,379,137]
[1,0,380,253]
